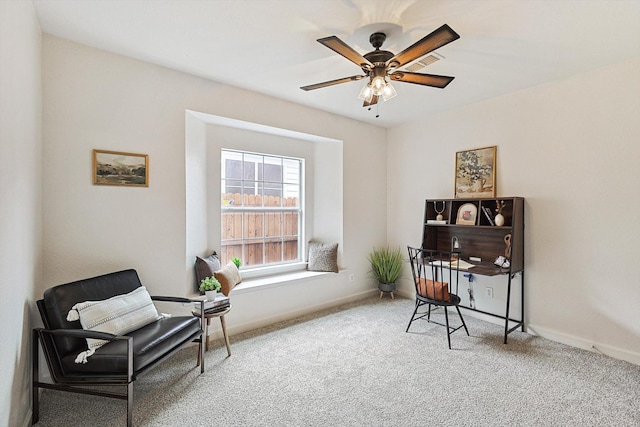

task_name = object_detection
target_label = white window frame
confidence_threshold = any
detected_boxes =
[220,149,304,273]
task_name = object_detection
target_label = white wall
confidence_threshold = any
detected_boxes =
[0,1,42,426]
[41,35,387,333]
[388,57,640,364]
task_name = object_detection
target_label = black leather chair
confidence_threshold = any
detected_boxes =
[406,247,469,349]
[32,269,206,426]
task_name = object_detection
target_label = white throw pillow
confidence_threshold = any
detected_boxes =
[66,286,160,363]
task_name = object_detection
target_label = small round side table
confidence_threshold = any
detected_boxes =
[192,305,232,366]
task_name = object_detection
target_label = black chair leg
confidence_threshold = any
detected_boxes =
[456,306,469,336]
[126,382,133,427]
[406,300,420,332]
[32,330,39,425]
[444,308,452,349]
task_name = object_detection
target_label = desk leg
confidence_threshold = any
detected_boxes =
[521,271,525,333]
[220,315,231,357]
[504,274,513,344]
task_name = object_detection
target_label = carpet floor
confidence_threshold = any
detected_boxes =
[35,295,640,426]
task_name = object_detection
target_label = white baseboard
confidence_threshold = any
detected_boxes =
[395,290,511,327]
[21,409,32,427]
[394,289,413,300]
[527,323,640,366]
[209,289,378,339]
[396,291,640,366]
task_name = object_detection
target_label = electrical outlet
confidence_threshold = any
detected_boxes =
[486,287,493,298]
[349,274,354,282]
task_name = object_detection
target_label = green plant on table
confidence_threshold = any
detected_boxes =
[367,246,403,284]
[199,276,221,292]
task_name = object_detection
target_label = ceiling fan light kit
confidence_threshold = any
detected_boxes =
[301,24,460,113]
[381,82,397,101]
[357,84,373,101]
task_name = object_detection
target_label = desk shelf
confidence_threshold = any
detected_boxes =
[422,197,525,342]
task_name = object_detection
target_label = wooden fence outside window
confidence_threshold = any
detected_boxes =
[221,193,299,266]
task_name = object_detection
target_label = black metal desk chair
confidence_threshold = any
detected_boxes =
[406,246,469,349]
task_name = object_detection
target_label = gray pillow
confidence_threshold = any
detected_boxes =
[195,252,221,285]
[307,242,339,273]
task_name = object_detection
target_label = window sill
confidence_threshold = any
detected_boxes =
[232,269,341,294]
[239,262,308,279]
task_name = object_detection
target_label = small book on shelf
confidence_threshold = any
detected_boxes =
[427,219,447,225]
[193,295,230,312]
[203,303,230,314]
[482,206,495,226]
[430,259,475,270]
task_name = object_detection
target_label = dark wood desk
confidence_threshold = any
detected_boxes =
[422,197,525,343]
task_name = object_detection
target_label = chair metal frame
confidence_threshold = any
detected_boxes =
[32,296,206,427]
[406,246,469,349]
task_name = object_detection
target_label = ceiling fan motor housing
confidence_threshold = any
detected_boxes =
[365,32,393,63]
[363,49,394,65]
[369,32,386,49]
[363,32,394,77]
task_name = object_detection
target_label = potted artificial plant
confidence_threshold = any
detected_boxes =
[368,245,404,293]
[199,276,221,301]
[232,257,242,268]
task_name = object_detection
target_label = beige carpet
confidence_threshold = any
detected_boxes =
[35,295,640,426]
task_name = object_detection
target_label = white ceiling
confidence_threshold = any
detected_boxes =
[31,0,640,128]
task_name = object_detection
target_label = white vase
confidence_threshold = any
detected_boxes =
[494,213,505,227]
[205,290,217,301]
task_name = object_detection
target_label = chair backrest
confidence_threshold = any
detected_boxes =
[407,247,460,302]
[39,269,143,356]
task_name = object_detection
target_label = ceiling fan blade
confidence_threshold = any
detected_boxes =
[389,71,455,88]
[363,95,378,107]
[300,75,365,91]
[386,24,460,69]
[317,36,374,70]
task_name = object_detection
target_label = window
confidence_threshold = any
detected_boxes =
[220,150,302,268]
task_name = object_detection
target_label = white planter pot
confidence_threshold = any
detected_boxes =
[205,290,217,301]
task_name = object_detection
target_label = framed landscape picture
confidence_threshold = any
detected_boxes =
[93,149,149,187]
[455,146,496,198]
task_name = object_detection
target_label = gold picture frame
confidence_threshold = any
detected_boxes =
[455,146,496,198]
[93,149,149,187]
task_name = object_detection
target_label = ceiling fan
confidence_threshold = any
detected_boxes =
[301,24,460,107]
